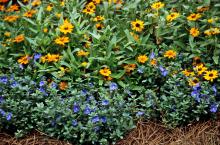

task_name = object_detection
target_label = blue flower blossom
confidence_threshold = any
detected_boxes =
[39,81,45,87]
[102,100,109,106]
[50,82,57,89]
[10,81,18,88]
[86,95,94,102]
[101,116,107,123]
[81,89,88,96]
[0,76,8,84]
[84,106,91,115]
[91,116,99,123]
[159,66,168,76]
[34,53,42,61]
[0,109,5,116]
[109,82,118,91]
[137,67,144,74]
[6,112,12,121]
[73,103,80,113]
[212,85,217,96]
[150,52,155,59]
[0,96,4,103]
[210,103,218,113]
[136,111,144,117]
[72,120,78,126]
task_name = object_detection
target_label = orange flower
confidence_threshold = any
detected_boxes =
[99,68,111,77]
[13,34,25,43]
[164,50,177,59]
[59,81,68,90]
[17,55,30,65]
[190,27,200,37]
[4,15,19,22]
[23,10,37,18]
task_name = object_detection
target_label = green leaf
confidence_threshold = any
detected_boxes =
[212,56,219,64]
[111,70,125,79]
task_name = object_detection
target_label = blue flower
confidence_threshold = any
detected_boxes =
[191,90,201,102]
[88,82,94,88]
[136,111,144,117]
[137,67,144,74]
[81,89,88,96]
[6,112,12,121]
[150,52,155,59]
[34,53,42,61]
[91,116,99,123]
[73,103,80,113]
[86,95,94,102]
[84,106,91,115]
[210,103,218,113]
[159,66,168,76]
[101,116,107,123]
[10,81,18,88]
[38,87,48,96]
[39,81,45,87]
[212,85,217,96]
[102,100,109,106]
[72,120,78,126]
[109,82,118,91]
[0,76,8,84]
[0,96,4,103]
[94,126,100,132]
[19,64,24,69]
[0,109,5,116]
[50,82,57,89]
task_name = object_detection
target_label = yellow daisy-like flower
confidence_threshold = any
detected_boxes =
[99,68,111,77]
[131,19,144,32]
[0,5,5,11]
[150,59,157,66]
[77,50,89,57]
[187,13,201,21]
[81,62,88,67]
[151,2,165,10]
[32,0,41,6]
[96,23,104,30]
[17,55,30,65]
[55,36,69,46]
[4,15,19,22]
[130,32,139,41]
[59,81,68,90]
[182,69,193,77]
[188,78,199,87]
[190,27,200,37]
[13,34,25,43]
[46,4,53,11]
[23,9,37,18]
[59,20,74,34]
[194,64,207,75]
[82,8,95,15]
[137,54,148,64]
[4,32,11,37]
[166,12,180,22]
[204,70,218,82]
[93,15,105,22]
[207,18,214,23]
[123,64,136,73]
[164,50,177,59]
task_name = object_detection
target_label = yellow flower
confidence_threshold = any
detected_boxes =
[99,68,111,77]
[137,54,148,64]
[77,50,89,57]
[93,15,105,22]
[59,20,74,34]
[131,19,144,32]
[55,36,69,46]
[17,55,30,65]
[190,27,200,37]
[32,0,41,6]
[13,34,25,43]
[166,12,180,22]
[130,32,139,41]
[93,0,101,4]
[96,23,104,30]
[82,8,95,15]
[81,62,88,67]
[46,4,53,11]
[207,18,214,23]
[6,4,19,12]
[86,2,96,10]
[4,15,19,22]
[4,32,11,37]
[204,70,218,82]
[56,13,61,18]
[187,13,201,21]
[182,69,192,77]
[197,6,209,13]
[0,5,4,11]
[150,59,157,66]
[40,54,61,63]
[151,2,165,10]
[188,78,199,87]
[164,50,177,59]
[123,64,136,73]
[194,64,207,75]
[60,1,65,6]
[23,10,37,18]
[43,28,48,33]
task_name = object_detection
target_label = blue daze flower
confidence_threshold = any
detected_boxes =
[81,89,88,96]
[0,76,8,84]
[10,81,18,88]
[136,111,144,117]
[38,87,48,96]
[101,116,107,123]
[91,116,99,123]
[137,67,144,74]
[89,82,94,88]
[212,85,217,95]
[34,53,42,61]
[0,109,5,116]
[0,96,3,103]
[84,106,91,115]
[94,126,100,132]
[150,52,155,59]
[39,81,45,87]
[102,100,109,106]
[109,82,118,91]
[6,112,12,121]
[72,120,78,126]
[86,95,94,102]
[159,66,168,76]
[73,103,80,113]
[19,64,24,69]
[210,103,218,113]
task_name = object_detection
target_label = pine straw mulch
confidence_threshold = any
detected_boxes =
[1,120,220,145]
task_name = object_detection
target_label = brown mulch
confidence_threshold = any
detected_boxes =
[1,120,220,145]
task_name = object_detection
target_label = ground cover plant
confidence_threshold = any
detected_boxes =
[0,0,220,144]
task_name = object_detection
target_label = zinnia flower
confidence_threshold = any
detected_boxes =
[164,50,177,59]
[99,68,111,77]
[131,19,144,32]
[137,54,148,64]
[151,2,165,10]
[59,20,74,34]
[55,36,69,45]
[190,27,200,37]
